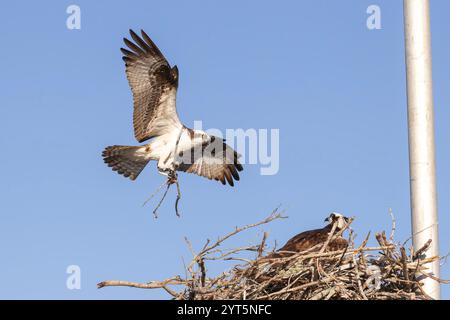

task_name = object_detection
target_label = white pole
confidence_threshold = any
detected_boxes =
[403,0,440,299]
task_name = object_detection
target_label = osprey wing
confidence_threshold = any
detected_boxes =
[176,136,243,187]
[279,227,348,254]
[121,29,182,142]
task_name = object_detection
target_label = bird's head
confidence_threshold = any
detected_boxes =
[324,212,350,230]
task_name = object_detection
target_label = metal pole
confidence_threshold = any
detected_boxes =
[403,0,440,299]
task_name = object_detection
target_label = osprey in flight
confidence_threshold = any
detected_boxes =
[102,30,243,189]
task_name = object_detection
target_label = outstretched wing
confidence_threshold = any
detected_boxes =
[176,137,243,187]
[121,29,182,142]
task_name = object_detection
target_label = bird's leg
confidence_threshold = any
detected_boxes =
[157,167,171,177]
[167,169,178,185]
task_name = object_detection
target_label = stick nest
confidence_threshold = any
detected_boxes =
[98,210,448,300]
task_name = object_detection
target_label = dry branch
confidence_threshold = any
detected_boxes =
[97,210,448,300]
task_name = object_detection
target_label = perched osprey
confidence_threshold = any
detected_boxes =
[102,30,243,187]
[272,213,350,257]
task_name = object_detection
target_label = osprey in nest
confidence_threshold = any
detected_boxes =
[102,30,243,216]
[272,213,350,257]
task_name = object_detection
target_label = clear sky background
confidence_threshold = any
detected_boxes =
[0,0,449,299]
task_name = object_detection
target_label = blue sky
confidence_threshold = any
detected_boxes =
[0,0,449,299]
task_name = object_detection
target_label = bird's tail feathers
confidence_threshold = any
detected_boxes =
[102,145,151,180]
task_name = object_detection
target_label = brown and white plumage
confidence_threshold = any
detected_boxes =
[177,137,243,186]
[121,29,181,142]
[103,29,243,186]
[102,145,152,181]
[272,213,350,257]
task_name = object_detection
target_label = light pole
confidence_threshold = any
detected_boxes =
[403,0,440,299]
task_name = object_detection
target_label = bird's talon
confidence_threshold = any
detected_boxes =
[167,170,178,184]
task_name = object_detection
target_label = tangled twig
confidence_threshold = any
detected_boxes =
[98,211,448,300]
[142,128,184,218]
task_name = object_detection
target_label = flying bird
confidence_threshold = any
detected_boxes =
[271,213,350,257]
[102,30,243,215]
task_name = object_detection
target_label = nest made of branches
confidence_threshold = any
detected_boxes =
[98,210,449,300]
